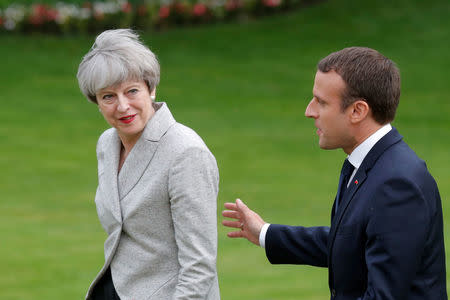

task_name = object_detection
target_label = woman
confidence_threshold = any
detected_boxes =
[77,29,220,300]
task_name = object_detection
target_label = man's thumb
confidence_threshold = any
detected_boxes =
[236,198,248,213]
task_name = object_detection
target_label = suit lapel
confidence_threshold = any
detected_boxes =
[117,102,176,200]
[99,131,122,223]
[327,128,403,261]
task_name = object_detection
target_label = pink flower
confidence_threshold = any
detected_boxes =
[33,4,46,16]
[262,0,282,7]
[192,3,207,16]
[225,0,241,11]
[29,4,48,25]
[46,8,58,21]
[159,5,170,19]
[82,2,92,9]
[121,2,132,13]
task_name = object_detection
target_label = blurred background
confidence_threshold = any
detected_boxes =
[1,0,449,299]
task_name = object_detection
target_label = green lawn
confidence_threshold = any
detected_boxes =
[1,0,449,299]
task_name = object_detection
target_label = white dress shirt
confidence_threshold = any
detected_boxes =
[259,124,392,248]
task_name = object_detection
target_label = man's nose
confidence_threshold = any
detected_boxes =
[305,99,317,118]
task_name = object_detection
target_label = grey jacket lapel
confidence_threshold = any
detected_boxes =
[117,102,176,200]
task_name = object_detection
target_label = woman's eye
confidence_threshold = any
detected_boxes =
[101,94,115,103]
[128,89,138,95]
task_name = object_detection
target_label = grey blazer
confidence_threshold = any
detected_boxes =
[86,102,220,300]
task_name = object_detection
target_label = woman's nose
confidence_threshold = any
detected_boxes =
[117,95,130,112]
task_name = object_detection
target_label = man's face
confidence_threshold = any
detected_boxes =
[305,70,356,154]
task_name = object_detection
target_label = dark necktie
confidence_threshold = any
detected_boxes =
[335,159,355,213]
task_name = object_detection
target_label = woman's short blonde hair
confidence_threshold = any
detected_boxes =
[77,29,160,103]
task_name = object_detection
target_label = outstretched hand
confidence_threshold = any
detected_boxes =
[222,199,266,246]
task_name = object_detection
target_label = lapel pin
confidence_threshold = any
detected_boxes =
[354,180,359,185]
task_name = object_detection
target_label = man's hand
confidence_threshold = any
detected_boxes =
[222,199,266,246]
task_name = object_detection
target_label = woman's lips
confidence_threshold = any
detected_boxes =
[119,114,137,124]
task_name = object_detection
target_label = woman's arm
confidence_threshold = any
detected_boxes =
[168,147,219,300]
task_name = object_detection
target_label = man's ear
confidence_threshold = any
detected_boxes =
[349,99,370,124]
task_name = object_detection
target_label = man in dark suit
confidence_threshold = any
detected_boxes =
[222,47,447,299]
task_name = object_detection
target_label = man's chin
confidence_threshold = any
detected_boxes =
[318,140,338,150]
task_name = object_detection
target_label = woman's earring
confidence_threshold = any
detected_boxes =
[151,95,156,101]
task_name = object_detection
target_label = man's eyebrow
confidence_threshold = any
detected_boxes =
[314,94,325,102]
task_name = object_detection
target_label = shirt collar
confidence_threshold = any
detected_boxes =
[347,124,392,169]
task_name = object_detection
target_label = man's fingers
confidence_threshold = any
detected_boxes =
[222,220,243,229]
[223,198,263,246]
[224,202,238,211]
[227,231,244,238]
[222,210,240,219]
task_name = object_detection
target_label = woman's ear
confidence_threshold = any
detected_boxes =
[150,88,156,101]
[349,99,370,124]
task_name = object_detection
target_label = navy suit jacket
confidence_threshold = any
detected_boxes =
[265,128,447,299]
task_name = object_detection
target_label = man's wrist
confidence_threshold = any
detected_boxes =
[259,223,271,248]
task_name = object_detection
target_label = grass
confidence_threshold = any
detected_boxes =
[1,0,449,298]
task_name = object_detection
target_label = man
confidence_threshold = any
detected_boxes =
[222,47,447,299]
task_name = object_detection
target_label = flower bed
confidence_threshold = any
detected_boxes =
[0,0,306,33]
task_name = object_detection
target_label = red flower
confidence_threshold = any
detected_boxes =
[262,0,282,7]
[225,0,241,11]
[174,2,186,14]
[28,16,41,25]
[46,8,58,21]
[82,2,92,9]
[159,5,170,19]
[121,2,132,13]
[29,4,47,25]
[33,4,47,16]
[137,4,147,16]
[192,3,207,16]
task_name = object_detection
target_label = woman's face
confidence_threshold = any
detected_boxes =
[96,79,155,145]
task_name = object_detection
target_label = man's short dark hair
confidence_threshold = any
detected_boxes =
[317,47,400,124]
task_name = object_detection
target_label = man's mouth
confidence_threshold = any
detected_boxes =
[315,126,322,136]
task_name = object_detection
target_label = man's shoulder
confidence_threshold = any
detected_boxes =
[378,139,427,174]
[368,139,436,192]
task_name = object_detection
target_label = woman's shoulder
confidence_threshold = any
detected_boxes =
[96,127,118,151]
[163,122,211,153]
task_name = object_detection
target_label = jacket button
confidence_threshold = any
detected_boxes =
[331,289,336,297]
